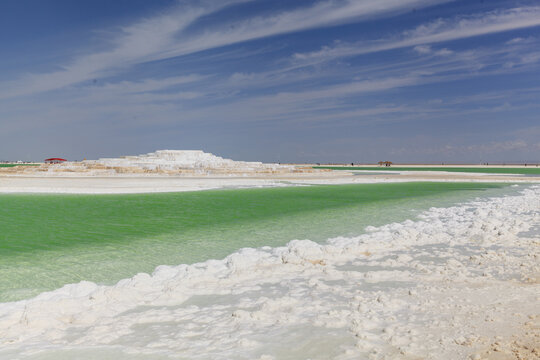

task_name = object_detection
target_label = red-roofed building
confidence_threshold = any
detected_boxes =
[45,158,67,164]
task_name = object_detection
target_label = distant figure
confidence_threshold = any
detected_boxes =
[351,163,354,166]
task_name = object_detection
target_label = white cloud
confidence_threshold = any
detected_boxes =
[156,0,452,58]
[94,75,204,94]
[293,6,540,63]
[0,0,243,99]
[414,45,432,54]
[402,6,540,43]
[506,36,536,44]
[413,44,452,56]
[0,0,451,99]
[519,51,540,65]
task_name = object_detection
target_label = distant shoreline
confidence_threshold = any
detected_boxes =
[313,165,540,175]
[2,162,539,167]
[313,163,540,168]
[1,151,539,194]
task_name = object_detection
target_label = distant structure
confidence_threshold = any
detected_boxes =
[44,158,67,164]
[378,161,393,167]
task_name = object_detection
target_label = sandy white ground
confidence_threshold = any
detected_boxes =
[1,171,539,194]
[0,185,538,359]
[0,175,293,194]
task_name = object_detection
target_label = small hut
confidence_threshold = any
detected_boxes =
[45,158,67,164]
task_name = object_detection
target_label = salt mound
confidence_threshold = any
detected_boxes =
[47,150,316,176]
[2,150,323,177]
[86,150,276,170]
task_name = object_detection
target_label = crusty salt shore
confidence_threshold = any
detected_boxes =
[1,150,539,194]
[0,185,538,359]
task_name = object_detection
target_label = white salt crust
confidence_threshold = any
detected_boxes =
[0,175,537,195]
[0,187,539,359]
[84,150,290,172]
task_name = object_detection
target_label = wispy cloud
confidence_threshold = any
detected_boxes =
[0,0,450,99]
[293,6,540,63]
[413,45,453,56]
[154,0,452,59]
[0,0,242,99]
[93,75,204,94]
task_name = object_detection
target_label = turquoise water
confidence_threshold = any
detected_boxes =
[0,182,513,302]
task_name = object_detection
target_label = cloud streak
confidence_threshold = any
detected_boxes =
[0,0,450,99]
[293,6,540,63]
[0,1,241,98]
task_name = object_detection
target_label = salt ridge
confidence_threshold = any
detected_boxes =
[0,186,539,359]
[2,150,315,178]
[85,150,285,171]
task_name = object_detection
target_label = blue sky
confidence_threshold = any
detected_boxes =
[1,0,539,163]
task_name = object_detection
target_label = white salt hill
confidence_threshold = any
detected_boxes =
[31,150,323,177]
[86,150,290,172]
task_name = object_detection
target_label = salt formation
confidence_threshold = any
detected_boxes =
[0,186,538,359]
[1,150,321,176]
[85,150,290,172]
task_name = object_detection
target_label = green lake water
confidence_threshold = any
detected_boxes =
[314,166,540,175]
[0,164,39,168]
[0,182,511,302]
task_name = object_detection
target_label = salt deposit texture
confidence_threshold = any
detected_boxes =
[87,150,280,171]
[0,186,538,359]
[83,150,296,174]
[2,150,316,177]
